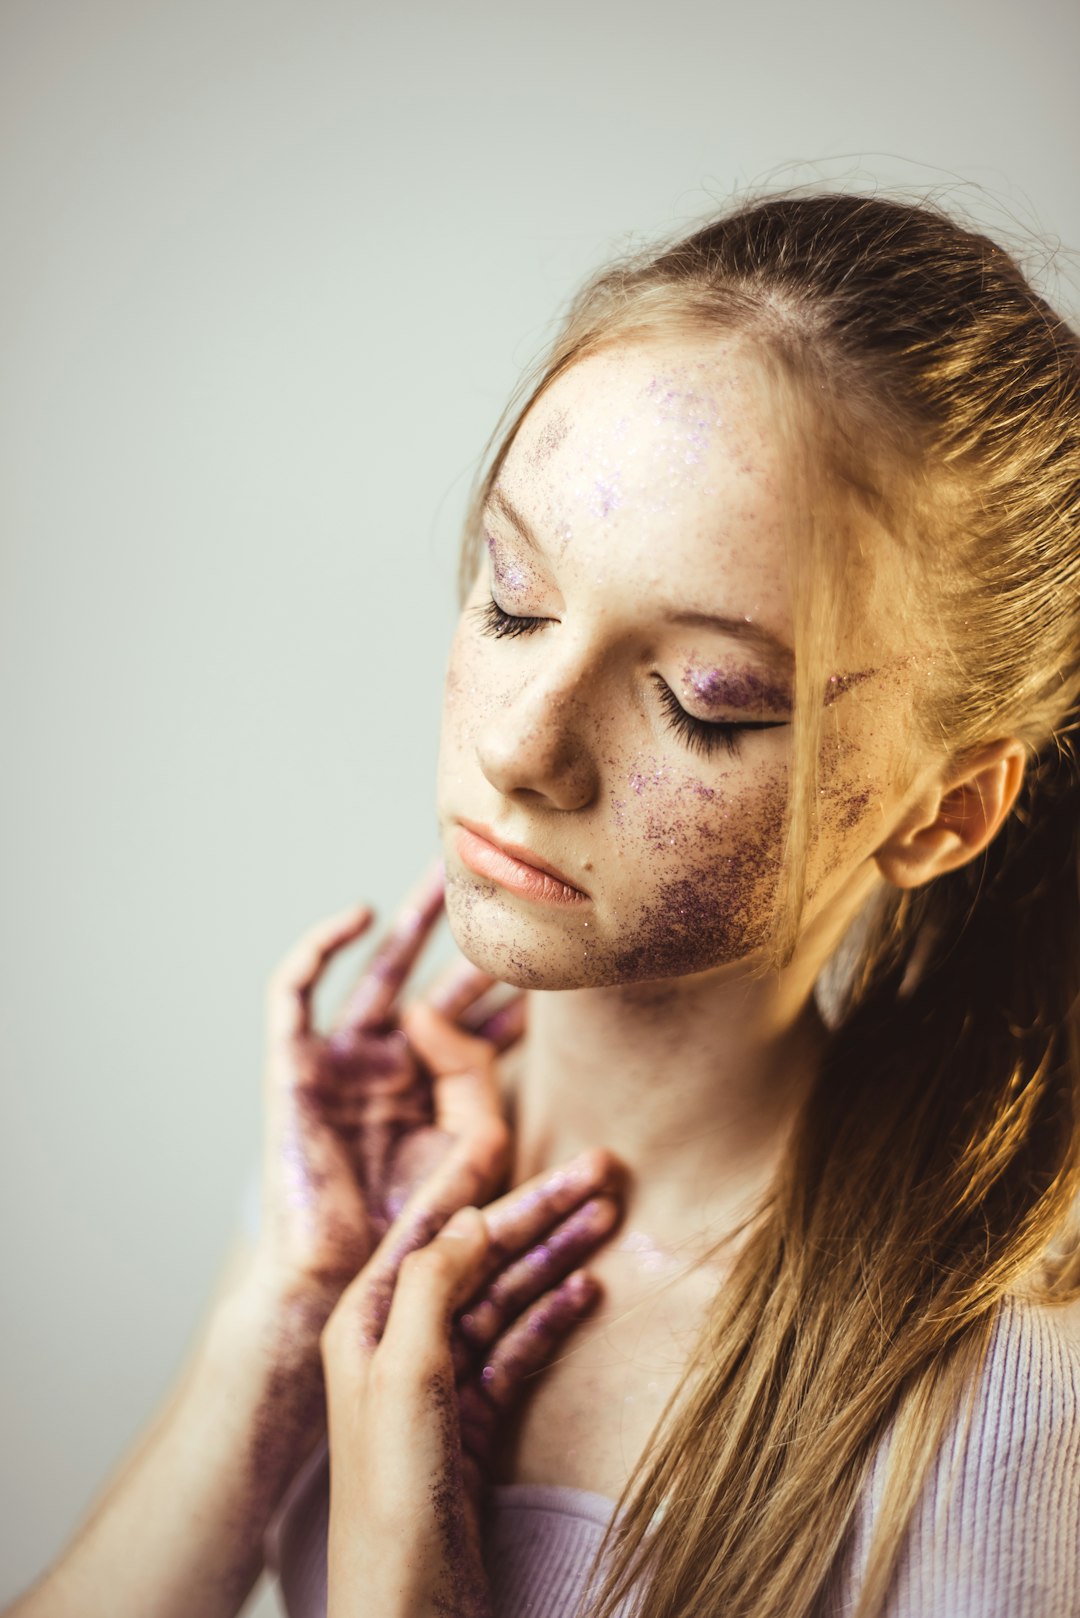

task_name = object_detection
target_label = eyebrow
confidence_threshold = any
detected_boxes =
[483,483,796,670]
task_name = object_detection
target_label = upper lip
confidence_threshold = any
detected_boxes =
[458,818,588,895]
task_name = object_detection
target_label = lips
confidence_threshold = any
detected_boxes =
[454,819,589,904]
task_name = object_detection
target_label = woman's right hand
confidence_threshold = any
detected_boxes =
[250,860,520,1312]
[319,1144,625,1618]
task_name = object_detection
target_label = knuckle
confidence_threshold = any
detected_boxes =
[401,1242,452,1282]
[469,1114,512,1166]
[370,1344,432,1398]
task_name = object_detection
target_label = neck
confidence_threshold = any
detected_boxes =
[503,951,832,1252]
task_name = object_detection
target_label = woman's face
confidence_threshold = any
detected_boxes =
[436,339,920,991]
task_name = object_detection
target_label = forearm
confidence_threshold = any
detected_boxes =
[5,1259,335,1618]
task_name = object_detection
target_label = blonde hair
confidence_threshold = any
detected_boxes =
[458,191,1080,1618]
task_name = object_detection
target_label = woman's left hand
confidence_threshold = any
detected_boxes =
[319,1134,624,1618]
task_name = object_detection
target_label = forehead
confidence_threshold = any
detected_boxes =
[499,340,794,628]
[496,339,911,671]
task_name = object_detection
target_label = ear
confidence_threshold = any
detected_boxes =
[874,738,1029,891]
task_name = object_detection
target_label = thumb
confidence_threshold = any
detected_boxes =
[401,1001,507,1141]
[376,1205,491,1371]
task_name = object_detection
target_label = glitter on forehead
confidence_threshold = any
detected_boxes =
[645,374,722,466]
[528,407,570,468]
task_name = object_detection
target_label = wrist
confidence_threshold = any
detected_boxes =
[216,1247,345,1342]
[190,1269,336,1502]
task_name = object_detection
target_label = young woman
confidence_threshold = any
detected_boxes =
[7,190,1080,1618]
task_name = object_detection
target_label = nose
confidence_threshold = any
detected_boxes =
[476,661,600,811]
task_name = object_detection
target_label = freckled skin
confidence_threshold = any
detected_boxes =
[437,341,921,995]
[528,407,570,469]
[486,530,536,598]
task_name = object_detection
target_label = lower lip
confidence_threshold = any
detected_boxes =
[454,826,588,906]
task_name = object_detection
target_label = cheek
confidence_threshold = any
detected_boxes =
[607,757,791,980]
[804,728,892,899]
[440,627,494,752]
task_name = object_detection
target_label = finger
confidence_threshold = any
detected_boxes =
[419,952,525,1048]
[343,1119,511,1350]
[470,1268,601,1414]
[336,1136,619,1357]
[266,903,376,1043]
[469,993,527,1051]
[442,1154,623,1382]
[455,1194,619,1356]
[376,1206,492,1374]
[423,957,500,1021]
[334,857,446,1031]
[401,1001,503,1141]
[480,1146,625,1265]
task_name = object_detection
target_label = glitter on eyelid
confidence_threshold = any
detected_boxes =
[485,530,529,595]
[684,664,792,712]
[684,663,879,711]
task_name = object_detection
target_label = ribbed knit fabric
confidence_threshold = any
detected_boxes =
[263,1296,1080,1617]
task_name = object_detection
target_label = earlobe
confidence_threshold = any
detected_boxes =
[874,740,1028,891]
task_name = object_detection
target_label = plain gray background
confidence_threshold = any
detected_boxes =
[2,1,1078,1611]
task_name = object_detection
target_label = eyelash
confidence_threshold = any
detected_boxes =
[472,596,787,760]
[652,679,753,758]
[471,597,548,639]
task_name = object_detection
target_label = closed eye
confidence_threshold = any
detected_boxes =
[470,598,788,759]
[653,677,788,758]
[471,597,549,639]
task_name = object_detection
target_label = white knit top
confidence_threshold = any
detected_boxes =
[263,1296,1080,1617]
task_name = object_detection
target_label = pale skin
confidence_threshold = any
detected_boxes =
[3,878,626,1618]
[4,336,1028,1618]
[437,337,1028,1496]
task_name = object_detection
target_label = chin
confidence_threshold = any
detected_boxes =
[443,867,768,992]
[443,870,602,989]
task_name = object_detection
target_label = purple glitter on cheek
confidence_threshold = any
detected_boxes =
[836,785,875,831]
[610,763,790,982]
[823,668,877,706]
[589,473,622,518]
[628,758,673,795]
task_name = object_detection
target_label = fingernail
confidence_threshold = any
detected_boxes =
[443,1206,483,1240]
[563,1269,599,1303]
